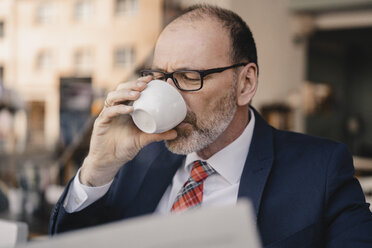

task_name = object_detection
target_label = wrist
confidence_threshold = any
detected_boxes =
[80,157,119,187]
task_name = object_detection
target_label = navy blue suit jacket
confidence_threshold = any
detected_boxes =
[49,109,372,247]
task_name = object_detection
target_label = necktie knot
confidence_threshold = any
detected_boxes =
[190,160,215,183]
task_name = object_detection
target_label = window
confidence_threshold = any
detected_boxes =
[36,2,55,24]
[74,49,93,73]
[36,51,53,71]
[0,22,4,38]
[114,47,135,67]
[115,0,137,16]
[74,0,93,21]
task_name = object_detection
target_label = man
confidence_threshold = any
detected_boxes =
[49,5,372,247]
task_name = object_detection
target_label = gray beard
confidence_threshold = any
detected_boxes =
[165,82,237,155]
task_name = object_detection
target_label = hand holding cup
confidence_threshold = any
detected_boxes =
[80,77,181,186]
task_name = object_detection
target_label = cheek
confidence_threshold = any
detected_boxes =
[182,93,206,116]
[184,95,219,124]
[181,79,231,117]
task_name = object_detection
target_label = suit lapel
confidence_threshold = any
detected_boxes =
[238,108,274,219]
[125,144,185,217]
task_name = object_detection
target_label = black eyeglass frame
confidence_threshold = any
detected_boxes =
[140,62,248,92]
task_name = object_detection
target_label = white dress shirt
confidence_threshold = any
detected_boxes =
[64,109,255,214]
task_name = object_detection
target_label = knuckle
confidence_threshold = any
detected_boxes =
[116,83,126,90]
[105,106,114,115]
[106,91,114,100]
[93,118,101,128]
[96,111,105,120]
[117,81,133,90]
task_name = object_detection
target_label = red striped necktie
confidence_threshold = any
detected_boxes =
[171,160,215,212]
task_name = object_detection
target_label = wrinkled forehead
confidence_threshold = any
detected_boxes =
[153,18,232,71]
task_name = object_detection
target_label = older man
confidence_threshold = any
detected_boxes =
[49,5,372,247]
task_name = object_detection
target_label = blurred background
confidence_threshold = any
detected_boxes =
[0,0,371,238]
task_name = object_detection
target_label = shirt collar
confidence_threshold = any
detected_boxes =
[184,108,255,184]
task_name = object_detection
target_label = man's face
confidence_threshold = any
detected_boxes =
[152,18,238,154]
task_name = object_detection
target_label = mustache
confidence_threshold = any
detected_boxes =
[177,110,208,135]
[182,111,197,125]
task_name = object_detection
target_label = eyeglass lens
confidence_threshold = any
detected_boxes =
[141,71,201,91]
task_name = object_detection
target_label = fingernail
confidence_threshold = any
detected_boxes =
[130,91,138,96]
[137,81,146,87]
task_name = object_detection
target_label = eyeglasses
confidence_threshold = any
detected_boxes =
[140,63,247,91]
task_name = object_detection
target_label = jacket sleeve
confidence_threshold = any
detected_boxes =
[48,177,114,235]
[325,143,372,247]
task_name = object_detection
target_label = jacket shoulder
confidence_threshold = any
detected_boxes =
[273,129,349,156]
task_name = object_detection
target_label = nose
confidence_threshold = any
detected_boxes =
[166,77,186,101]
[166,78,177,90]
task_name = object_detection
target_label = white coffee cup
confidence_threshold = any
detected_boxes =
[130,80,187,134]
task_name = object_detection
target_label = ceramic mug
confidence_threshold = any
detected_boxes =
[130,80,187,133]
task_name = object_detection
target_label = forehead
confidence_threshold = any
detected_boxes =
[153,18,231,70]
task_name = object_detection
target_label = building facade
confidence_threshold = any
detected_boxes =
[0,0,163,149]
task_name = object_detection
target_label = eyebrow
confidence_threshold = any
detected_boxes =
[150,66,163,71]
[150,66,207,71]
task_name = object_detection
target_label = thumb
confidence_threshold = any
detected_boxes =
[154,129,178,142]
[140,129,178,146]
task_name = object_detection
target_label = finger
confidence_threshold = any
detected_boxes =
[140,129,178,147]
[116,76,152,91]
[105,89,140,107]
[156,129,178,141]
[116,81,145,91]
[99,105,134,124]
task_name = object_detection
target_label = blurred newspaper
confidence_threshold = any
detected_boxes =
[19,199,261,248]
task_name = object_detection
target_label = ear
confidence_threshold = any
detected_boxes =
[236,63,258,106]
